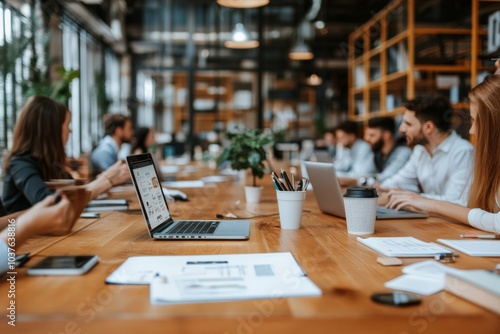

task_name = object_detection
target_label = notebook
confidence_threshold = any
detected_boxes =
[304,161,428,219]
[437,239,500,257]
[126,153,250,240]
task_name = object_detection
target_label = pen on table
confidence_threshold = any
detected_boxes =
[460,234,500,239]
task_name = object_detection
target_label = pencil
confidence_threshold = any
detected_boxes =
[460,234,500,239]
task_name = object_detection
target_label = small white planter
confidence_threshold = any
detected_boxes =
[244,186,263,203]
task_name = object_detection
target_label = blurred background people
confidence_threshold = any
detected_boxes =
[131,127,156,155]
[91,113,133,173]
[333,120,376,177]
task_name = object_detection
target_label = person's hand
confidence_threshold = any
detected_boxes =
[101,160,131,186]
[386,190,432,212]
[373,185,395,206]
[16,194,74,239]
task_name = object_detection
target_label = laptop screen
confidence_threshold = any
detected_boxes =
[127,154,171,231]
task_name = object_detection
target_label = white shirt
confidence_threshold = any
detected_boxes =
[468,209,500,233]
[468,194,500,233]
[381,131,473,204]
[334,139,377,177]
[0,240,8,275]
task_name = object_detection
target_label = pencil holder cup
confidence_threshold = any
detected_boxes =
[276,190,306,229]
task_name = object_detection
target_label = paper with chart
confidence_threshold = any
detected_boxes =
[105,252,322,304]
[149,252,321,304]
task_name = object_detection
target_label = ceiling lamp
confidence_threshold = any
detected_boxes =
[216,0,269,8]
[224,23,259,49]
[306,74,322,86]
[289,39,314,60]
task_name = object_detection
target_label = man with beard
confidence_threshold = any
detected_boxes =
[91,114,134,174]
[339,117,411,186]
[366,117,411,182]
[380,95,473,205]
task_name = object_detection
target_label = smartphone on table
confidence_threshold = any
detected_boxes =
[27,255,99,276]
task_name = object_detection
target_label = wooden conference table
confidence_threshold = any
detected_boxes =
[1,164,499,334]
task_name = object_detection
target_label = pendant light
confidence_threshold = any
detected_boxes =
[289,38,313,60]
[216,0,269,8]
[224,23,259,49]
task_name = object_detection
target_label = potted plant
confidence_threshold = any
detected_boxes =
[218,129,274,203]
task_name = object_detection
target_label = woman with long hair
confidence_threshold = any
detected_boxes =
[2,96,130,214]
[387,75,500,233]
[131,127,155,155]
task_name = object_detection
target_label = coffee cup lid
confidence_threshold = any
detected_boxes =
[343,187,378,198]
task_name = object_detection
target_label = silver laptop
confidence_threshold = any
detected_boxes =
[304,161,428,220]
[126,153,250,239]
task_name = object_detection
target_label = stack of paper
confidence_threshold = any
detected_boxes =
[437,239,500,257]
[106,252,322,304]
[445,270,500,314]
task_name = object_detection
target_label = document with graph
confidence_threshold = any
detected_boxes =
[149,252,321,304]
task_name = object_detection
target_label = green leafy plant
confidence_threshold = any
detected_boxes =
[217,129,274,187]
[23,66,80,105]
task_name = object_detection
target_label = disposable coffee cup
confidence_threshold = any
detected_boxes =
[276,190,306,229]
[343,187,378,235]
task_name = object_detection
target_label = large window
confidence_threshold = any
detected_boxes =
[0,0,122,169]
[0,1,31,153]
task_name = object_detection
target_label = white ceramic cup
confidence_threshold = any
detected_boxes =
[276,190,306,229]
[343,187,378,235]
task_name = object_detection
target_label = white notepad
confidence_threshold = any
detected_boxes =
[437,239,500,257]
[357,236,453,257]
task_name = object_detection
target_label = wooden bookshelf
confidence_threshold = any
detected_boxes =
[172,73,234,133]
[348,0,499,124]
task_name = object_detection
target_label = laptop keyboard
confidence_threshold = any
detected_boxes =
[169,221,220,235]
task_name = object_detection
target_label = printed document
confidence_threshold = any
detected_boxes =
[105,252,322,304]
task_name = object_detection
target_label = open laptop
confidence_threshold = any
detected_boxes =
[126,153,250,239]
[304,161,428,220]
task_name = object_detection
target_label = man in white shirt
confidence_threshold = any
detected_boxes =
[91,114,134,174]
[334,120,376,177]
[381,95,473,206]
[339,117,412,186]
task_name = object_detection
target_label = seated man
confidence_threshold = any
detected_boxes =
[91,114,134,174]
[381,95,473,205]
[333,120,376,177]
[340,117,412,186]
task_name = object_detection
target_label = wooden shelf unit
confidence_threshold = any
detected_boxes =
[348,0,499,124]
[173,73,234,133]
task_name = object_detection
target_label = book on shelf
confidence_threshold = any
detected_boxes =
[445,270,500,315]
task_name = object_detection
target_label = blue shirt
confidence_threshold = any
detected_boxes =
[90,135,119,173]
